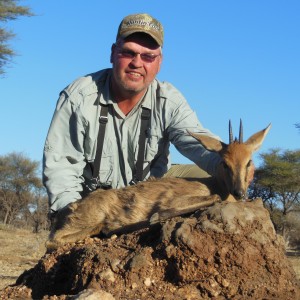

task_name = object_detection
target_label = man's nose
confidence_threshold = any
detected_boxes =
[130,54,143,66]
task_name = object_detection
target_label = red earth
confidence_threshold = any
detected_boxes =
[1,199,299,300]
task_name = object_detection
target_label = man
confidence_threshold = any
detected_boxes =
[43,13,223,217]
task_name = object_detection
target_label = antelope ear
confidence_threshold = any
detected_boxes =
[187,130,227,152]
[244,124,271,152]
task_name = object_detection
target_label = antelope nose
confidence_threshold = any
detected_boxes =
[233,190,244,200]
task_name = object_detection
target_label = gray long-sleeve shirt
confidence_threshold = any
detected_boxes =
[43,69,221,212]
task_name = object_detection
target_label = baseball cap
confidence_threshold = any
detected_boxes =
[116,13,164,47]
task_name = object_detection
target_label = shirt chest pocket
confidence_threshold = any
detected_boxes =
[145,127,164,163]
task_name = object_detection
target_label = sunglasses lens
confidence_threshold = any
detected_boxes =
[119,50,135,59]
[117,47,159,63]
[140,54,157,63]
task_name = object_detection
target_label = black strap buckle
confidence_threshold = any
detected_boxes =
[90,176,100,186]
[141,108,151,121]
[129,178,139,185]
[99,115,108,124]
[91,177,112,190]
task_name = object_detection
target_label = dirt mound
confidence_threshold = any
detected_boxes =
[1,199,299,299]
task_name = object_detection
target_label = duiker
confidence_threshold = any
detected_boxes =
[47,121,271,250]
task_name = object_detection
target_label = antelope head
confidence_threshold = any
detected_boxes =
[188,120,271,200]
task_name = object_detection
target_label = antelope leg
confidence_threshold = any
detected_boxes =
[106,195,221,237]
[150,195,221,225]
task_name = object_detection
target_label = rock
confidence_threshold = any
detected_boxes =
[71,289,115,300]
[1,199,299,300]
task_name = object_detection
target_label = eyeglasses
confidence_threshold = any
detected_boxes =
[115,46,161,63]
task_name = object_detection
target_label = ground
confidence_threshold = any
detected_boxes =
[0,226,47,291]
[0,199,300,299]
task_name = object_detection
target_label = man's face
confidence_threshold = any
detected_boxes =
[111,33,162,97]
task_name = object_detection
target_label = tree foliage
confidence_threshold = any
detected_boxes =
[0,0,33,75]
[0,152,49,231]
[249,148,300,243]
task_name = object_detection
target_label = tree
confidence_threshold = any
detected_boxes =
[0,0,34,75]
[0,152,45,226]
[27,186,49,233]
[249,148,300,241]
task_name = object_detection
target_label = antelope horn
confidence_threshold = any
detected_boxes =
[239,119,243,143]
[229,120,233,143]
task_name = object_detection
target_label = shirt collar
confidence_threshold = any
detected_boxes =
[97,71,114,106]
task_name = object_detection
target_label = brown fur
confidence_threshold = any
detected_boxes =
[47,123,271,250]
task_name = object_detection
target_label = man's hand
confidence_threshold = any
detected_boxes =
[49,204,76,235]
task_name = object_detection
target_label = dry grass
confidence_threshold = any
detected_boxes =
[0,225,48,290]
[286,250,300,281]
[0,225,299,292]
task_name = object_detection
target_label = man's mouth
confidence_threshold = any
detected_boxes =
[127,72,142,78]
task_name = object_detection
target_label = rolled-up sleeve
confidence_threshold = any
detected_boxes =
[43,91,86,212]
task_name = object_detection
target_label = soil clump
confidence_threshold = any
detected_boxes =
[1,199,299,299]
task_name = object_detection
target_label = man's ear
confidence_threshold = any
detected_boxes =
[110,43,116,64]
[157,54,163,73]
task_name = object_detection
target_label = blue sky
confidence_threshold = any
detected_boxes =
[1,0,299,168]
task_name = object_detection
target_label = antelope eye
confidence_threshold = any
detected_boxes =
[246,160,252,168]
[222,161,229,170]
